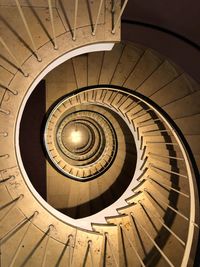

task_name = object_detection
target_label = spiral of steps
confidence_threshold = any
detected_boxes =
[44,103,118,181]
[0,1,199,267]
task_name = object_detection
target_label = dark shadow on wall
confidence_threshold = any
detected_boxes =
[19,80,47,199]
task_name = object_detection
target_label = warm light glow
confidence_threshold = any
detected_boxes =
[70,130,82,143]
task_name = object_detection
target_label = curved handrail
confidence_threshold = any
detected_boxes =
[85,85,198,267]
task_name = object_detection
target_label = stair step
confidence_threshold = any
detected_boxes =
[143,134,176,144]
[147,167,190,196]
[88,52,104,86]
[111,44,144,86]
[136,200,185,267]
[126,191,146,204]
[5,223,51,266]
[151,74,193,107]
[144,146,183,159]
[132,179,171,202]
[102,90,117,105]
[106,214,127,224]
[136,60,181,97]
[125,103,144,118]
[131,112,156,126]
[0,67,14,85]
[117,202,138,215]
[91,223,119,267]
[163,90,200,119]
[124,49,163,90]
[43,237,71,267]
[147,152,186,170]
[127,109,153,125]
[99,43,125,84]
[175,113,200,135]
[72,55,88,88]
[71,230,102,267]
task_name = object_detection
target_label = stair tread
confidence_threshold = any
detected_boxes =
[163,90,200,119]
[111,44,144,86]
[137,60,181,97]
[151,74,193,107]
[99,43,125,84]
[124,49,163,90]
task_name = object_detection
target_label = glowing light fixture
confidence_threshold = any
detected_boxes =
[70,130,82,143]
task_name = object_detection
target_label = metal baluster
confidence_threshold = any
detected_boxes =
[0,175,15,185]
[54,234,73,267]
[15,0,42,61]
[82,240,90,267]
[120,223,146,267]
[140,156,148,171]
[0,108,10,115]
[150,164,188,179]
[9,211,38,267]
[99,233,106,267]
[142,129,170,136]
[92,0,104,35]
[138,201,185,246]
[41,224,54,267]
[110,92,120,107]
[89,241,95,267]
[137,118,160,127]
[0,154,9,160]
[142,128,167,134]
[71,230,77,267]
[118,95,130,109]
[148,176,189,198]
[141,145,147,161]
[126,107,144,121]
[47,0,58,49]
[0,81,18,95]
[112,0,128,34]
[148,152,184,161]
[146,141,178,146]
[144,189,199,228]
[0,36,28,77]
[0,132,8,137]
[68,235,73,267]
[0,211,31,243]
[105,233,118,267]
[73,0,78,40]
[132,108,152,120]
[123,100,137,114]
[140,135,144,150]
[130,213,175,267]
[117,224,126,267]
[112,0,117,13]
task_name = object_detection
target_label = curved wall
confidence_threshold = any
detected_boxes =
[122,1,200,83]
[123,0,200,45]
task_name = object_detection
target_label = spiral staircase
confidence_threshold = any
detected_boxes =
[0,1,199,267]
